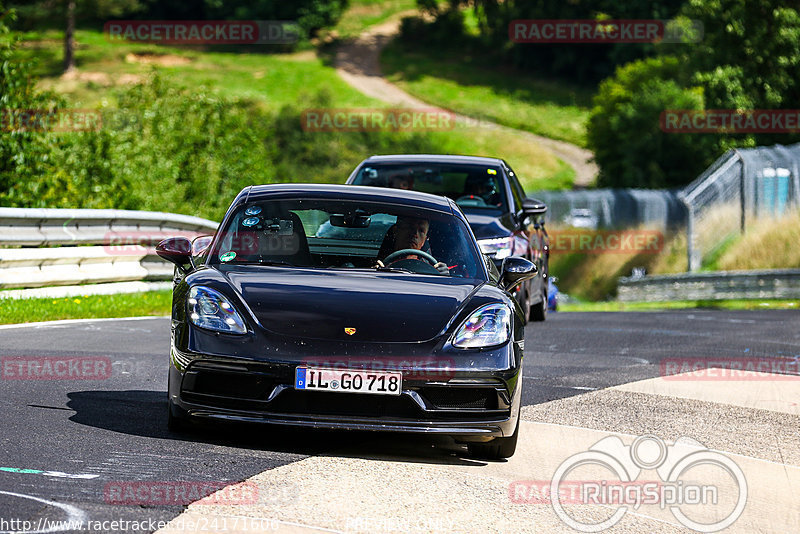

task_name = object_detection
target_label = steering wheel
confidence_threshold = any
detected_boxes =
[384,248,438,266]
[455,195,488,206]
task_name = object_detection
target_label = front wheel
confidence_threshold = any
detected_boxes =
[468,415,520,460]
[529,287,547,322]
[167,398,190,432]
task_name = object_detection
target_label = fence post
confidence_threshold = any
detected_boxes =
[680,195,697,272]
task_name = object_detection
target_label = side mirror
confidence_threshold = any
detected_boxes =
[156,237,193,272]
[522,198,547,220]
[500,256,538,292]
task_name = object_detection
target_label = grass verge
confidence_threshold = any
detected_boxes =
[559,299,800,312]
[0,291,172,325]
[381,40,593,148]
[16,29,571,189]
[331,0,417,38]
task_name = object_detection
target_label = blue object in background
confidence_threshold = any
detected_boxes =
[548,278,559,311]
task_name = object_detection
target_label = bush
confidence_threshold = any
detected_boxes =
[2,73,452,220]
[587,56,717,188]
[0,9,64,204]
[399,9,466,48]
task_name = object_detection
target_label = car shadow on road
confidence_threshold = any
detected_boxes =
[66,390,488,466]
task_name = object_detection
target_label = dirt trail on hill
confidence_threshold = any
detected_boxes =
[333,16,598,188]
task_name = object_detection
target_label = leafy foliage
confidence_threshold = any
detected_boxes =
[1,67,448,219]
[587,0,800,187]
[0,7,64,203]
[587,56,716,188]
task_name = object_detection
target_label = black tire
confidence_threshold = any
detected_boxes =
[529,287,547,322]
[167,399,189,432]
[468,416,520,460]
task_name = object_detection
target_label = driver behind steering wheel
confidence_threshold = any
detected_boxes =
[377,216,450,275]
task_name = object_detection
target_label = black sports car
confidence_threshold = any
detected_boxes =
[346,155,550,322]
[157,184,537,459]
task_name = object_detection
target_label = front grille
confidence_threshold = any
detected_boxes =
[267,390,421,419]
[419,387,498,410]
[182,367,276,401]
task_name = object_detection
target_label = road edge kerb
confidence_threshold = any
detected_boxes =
[0,315,169,330]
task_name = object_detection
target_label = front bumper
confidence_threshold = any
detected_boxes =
[169,344,522,440]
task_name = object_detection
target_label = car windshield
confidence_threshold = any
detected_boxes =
[351,163,509,213]
[210,198,485,279]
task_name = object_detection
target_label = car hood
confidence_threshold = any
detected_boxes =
[221,267,482,343]
[462,210,515,240]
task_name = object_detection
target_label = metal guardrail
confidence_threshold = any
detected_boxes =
[0,208,219,292]
[617,269,800,302]
[0,207,218,246]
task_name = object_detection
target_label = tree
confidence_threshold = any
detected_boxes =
[7,0,143,72]
[587,56,717,188]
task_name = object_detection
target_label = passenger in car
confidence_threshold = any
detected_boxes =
[387,173,414,190]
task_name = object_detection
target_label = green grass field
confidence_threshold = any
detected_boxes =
[381,41,593,148]
[0,291,172,325]
[15,28,572,191]
[332,0,417,38]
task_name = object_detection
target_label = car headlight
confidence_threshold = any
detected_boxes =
[478,237,514,260]
[187,286,247,334]
[452,303,511,348]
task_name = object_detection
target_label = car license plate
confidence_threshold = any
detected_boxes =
[294,367,402,396]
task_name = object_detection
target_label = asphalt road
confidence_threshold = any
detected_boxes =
[0,310,797,533]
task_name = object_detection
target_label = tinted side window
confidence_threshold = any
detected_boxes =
[505,166,525,212]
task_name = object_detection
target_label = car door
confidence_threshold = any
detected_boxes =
[504,164,548,297]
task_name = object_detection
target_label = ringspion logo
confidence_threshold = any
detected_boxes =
[546,435,747,532]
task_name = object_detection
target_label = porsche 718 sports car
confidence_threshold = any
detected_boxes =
[157,184,537,459]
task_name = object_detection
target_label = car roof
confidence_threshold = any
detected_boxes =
[360,154,506,166]
[241,183,457,215]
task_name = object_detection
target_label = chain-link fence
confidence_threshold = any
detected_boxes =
[530,189,685,230]
[679,143,800,271]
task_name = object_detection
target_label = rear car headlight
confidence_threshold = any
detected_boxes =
[478,237,514,260]
[187,286,247,334]
[452,303,511,348]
